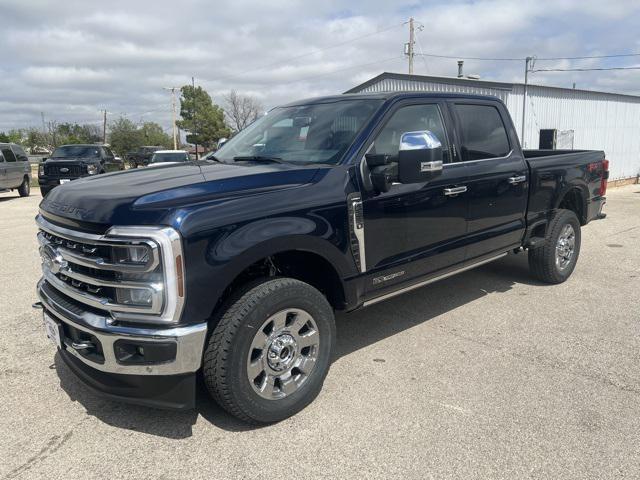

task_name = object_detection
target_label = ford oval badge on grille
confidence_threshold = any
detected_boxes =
[60,167,69,173]
[39,245,66,275]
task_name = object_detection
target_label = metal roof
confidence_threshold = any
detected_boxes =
[345,72,640,101]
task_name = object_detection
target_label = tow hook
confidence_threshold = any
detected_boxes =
[71,341,95,351]
[32,302,43,310]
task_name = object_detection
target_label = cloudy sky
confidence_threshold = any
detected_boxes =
[1,0,639,133]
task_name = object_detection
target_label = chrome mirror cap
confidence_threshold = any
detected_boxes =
[399,130,442,151]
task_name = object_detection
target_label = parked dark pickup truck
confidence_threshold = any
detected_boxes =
[35,93,608,423]
[39,144,124,197]
[127,146,164,168]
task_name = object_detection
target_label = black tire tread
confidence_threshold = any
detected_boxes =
[18,177,30,197]
[528,209,580,284]
[203,277,329,424]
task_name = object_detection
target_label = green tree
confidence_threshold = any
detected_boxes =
[177,85,229,148]
[108,117,142,155]
[24,128,49,151]
[0,129,24,144]
[139,122,172,148]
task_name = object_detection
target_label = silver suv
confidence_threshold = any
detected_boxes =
[0,143,31,197]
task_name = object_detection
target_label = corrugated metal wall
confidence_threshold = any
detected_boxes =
[355,77,640,180]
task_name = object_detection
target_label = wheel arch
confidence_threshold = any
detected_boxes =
[555,183,588,225]
[205,235,357,327]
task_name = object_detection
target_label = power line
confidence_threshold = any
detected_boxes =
[532,66,640,72]
[415,52,524,61]
[415,51,640,62]
[536,53,640,61]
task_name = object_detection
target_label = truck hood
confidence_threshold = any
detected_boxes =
[40,161,319,226]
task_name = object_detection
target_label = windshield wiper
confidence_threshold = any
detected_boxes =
[233,155,285,164]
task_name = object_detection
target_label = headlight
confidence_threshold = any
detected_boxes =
[38,165,45,176]
[106,226,185,325]
[87,164,98,175]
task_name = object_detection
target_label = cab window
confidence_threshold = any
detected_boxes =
[454,104,510,161]
[371,104,449,162]
[1,147,16,162]
[11,145,28,162]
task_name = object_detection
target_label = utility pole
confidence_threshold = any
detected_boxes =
[163,87,179,150]
[102,109,107,144]
[521,56,533,148]
[192,76,198,160]
[41,112,46,134]
[406,17,415,74]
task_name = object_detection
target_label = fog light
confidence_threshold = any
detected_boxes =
[87,164,98,175]
[116,288,153,306]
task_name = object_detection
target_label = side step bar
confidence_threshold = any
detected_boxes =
[362,252,508,307]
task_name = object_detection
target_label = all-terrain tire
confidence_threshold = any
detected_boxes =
[18,177,30,197]
[203,277,335,424]
[528,209,581,284]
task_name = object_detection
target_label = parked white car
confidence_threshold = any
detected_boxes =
[147,150,190,167]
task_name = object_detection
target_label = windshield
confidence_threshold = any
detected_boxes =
[150,152,189,163]
[214,99,383,165]
[51,146,100,159]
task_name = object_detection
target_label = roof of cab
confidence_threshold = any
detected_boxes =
[281,91,502,108]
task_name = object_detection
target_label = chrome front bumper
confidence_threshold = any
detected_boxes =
[37,279,207,376]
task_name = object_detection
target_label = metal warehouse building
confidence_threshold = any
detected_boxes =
[346,72,640,182]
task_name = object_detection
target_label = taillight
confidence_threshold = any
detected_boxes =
[599,159,609,196]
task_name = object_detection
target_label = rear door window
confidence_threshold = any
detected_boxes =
[454,104,510,161]
[1,147,16,162]
[11,145,28,162]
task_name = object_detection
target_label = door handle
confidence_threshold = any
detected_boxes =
[508,175,527,184]
[444,186,467,196]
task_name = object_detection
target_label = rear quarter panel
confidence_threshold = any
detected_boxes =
[525,150,605,228]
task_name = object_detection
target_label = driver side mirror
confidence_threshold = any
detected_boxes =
[366,130,444,193]
[397,131,443,184]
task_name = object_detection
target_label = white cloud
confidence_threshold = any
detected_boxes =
[0,0,639,132]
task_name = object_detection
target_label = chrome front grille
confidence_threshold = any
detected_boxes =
[36,215,185,325]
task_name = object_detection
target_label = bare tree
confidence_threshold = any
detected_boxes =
[223,90,263,133]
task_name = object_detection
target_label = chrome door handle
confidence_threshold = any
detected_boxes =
[508,175,526,184]
[444,186,467,196]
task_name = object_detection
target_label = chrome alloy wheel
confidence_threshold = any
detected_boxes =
[247,308,320,400]
[555,224,576,270]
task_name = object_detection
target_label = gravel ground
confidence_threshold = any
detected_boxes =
[0,185,638,480]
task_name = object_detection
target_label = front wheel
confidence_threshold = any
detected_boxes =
[18,177,30,197]
[203,278,335,424]
[529,209,581,284]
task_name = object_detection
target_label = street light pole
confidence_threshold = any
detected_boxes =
[163,87,179,150]
[192,76,198,160]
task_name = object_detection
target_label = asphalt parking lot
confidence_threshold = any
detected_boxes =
[0,185,638,479]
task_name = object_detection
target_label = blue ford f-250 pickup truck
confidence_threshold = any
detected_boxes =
[35,92,608,423]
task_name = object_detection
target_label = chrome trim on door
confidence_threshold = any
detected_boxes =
[508,175,527,184]
[362,252,508,307]
[444,186,467,196]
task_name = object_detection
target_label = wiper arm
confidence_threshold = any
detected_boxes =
[233,155,285,164]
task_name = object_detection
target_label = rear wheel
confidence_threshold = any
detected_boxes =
[529,209,581,284]
[18,177,30,197]
[203,277,335,424]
